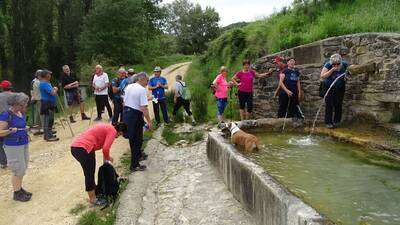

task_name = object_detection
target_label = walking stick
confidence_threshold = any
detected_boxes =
[88,105,94,127]
[56,95,75,137]
[282,97,291,132]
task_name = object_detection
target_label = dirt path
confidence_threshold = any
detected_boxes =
[0,62,191,225]
[148,62,191,120]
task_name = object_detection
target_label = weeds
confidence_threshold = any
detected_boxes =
[69,203,87,215]
[162,124,204,146]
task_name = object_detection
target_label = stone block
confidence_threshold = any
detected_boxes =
[356,46,368,55]
[293,45,322,65]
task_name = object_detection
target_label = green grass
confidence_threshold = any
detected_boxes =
[161,124,204,146]
[69,203,87,215]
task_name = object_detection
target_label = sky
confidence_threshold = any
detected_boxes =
[162,0,294,26]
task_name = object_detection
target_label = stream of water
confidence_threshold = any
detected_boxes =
[250,132,400,225]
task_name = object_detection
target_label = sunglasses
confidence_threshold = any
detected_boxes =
[332,63,340,66]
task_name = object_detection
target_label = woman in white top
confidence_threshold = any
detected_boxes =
[92,65,113,121]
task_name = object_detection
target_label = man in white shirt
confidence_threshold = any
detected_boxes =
[123,72,152,172]
[92,64,113,121]
[30,70,42,130]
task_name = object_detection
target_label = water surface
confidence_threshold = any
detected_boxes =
[250,132,400,225]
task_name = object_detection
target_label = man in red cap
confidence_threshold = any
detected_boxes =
[0,80,12,92]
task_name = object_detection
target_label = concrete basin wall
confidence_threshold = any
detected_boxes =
[207,132,333,225]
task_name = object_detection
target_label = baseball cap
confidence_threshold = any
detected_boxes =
[128,68,135,73]
[0,80,12,90]
[153,66,162,72]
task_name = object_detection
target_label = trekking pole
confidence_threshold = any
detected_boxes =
[56,94,75,137]
[88,104,94,127]
[282,97,291,132]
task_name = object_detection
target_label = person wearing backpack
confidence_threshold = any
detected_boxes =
[173,75,196,125]
[71,122,127,206]
[0,93,32,202]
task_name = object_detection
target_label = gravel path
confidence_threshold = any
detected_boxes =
[116,127,255,225]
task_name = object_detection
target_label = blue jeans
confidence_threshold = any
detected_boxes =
[217,98,228,116]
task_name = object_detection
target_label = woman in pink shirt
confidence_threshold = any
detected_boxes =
[71,122,127,205]
[232,59,270,120]
[212,66,232,122]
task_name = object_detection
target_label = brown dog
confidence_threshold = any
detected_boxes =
[228,122,260,153]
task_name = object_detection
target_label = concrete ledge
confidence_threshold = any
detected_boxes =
[207,132,334,225]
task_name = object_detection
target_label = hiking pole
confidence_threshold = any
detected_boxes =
[88,104,94,127]
[282,97,291,132]
[56,94,75,137]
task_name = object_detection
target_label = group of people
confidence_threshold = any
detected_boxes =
[212,53,348,129]
[0,52,348,204]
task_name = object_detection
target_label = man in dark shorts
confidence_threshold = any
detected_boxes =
[61,65,90,123]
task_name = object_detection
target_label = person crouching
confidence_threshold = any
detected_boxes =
[71,122,127,206]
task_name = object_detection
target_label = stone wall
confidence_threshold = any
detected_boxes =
[207,132,333,225]
[253,33,400,123]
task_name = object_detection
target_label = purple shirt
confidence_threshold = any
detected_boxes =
[235,70,256,93]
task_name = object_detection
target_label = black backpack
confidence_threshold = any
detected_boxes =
[95,162,120,200]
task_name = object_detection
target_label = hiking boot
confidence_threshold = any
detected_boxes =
[130,165,146,172]
[45,136,59,142]
[326,124,334,129]
[13,190,31,202]
[81,113,91,120]
[21,188,32,197]
[69,116,76,123]
[191,121,197,126]
[94,117,102,121]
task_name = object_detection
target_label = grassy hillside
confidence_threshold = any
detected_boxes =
[186,0,400,122]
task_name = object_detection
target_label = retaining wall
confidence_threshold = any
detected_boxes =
[207,132,334,225]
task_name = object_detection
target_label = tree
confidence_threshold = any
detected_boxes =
[78,0,163,64]
[164,0,220,54]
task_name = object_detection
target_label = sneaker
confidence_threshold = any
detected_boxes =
[130,165,146,172]
[13,190,31,202]
[191,121,196,126]
[326,124,334,129]
[21,188,32,197]
[92,198,108,207]
[51,131,57,135]
[0,164,7,169]
[81,113,91,120]
[94,117,102,121]
[45,137,59,142]
[333,122,341,128]
[69,116,76,123]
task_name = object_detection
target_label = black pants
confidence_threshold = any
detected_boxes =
[95,95,113,119]
[173,97,192,116]
[40,101,55,139]
[71,147,96,192]
[153,99,169,124]
[278,93,301,118]
[112,99,124,125]
[238,91,253,113]
[325,87,345,125]
[123,107,144,169]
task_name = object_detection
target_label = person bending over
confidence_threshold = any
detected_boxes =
[71,122,127,205]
